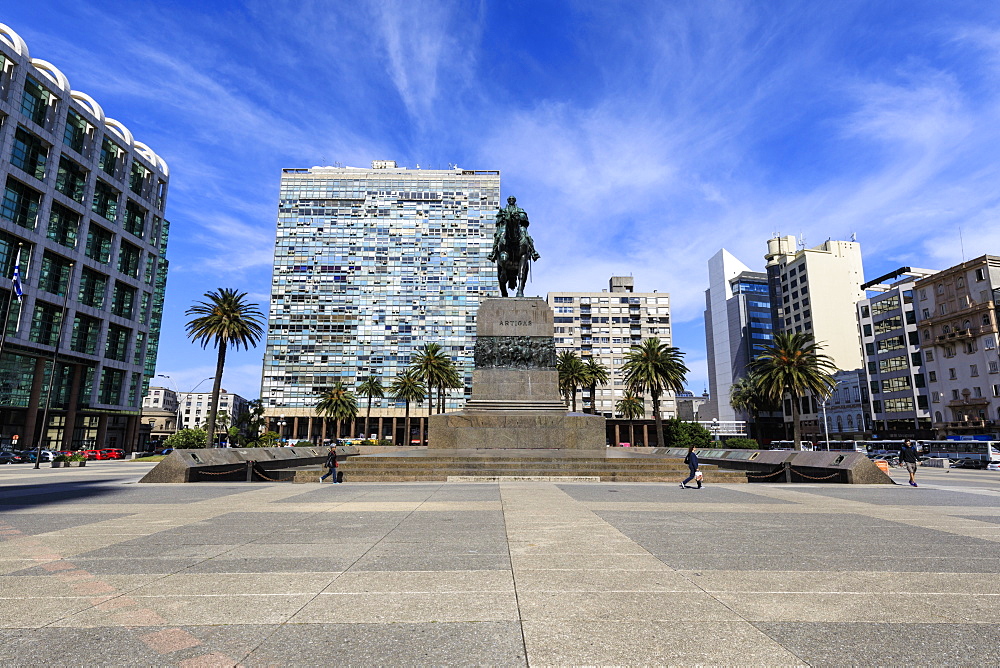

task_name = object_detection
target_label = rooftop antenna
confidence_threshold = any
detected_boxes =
[850,231,857,242]
[959,226,966,261]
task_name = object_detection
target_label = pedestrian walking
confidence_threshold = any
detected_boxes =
[320,447,340,483]
[899,439,919,487]
[680,446,701,489]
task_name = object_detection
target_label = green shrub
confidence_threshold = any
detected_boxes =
[294,440,313,447]
[724,437,760,449]
[164,428,208,449]
[53,454,69,462]
[68,453,85,462]
[662,419,712,449]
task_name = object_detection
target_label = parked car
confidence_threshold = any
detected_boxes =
[158,448,173,456]
[100,449,125,460]
[0,451,24,464]
[953,459,986,469]
[16,450,56,462]
[986,461,1000,471]
[81,449,111,460]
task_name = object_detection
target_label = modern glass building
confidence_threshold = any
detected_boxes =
[704,249,773,422]
[0,24,170,452]
[260,161,500,442]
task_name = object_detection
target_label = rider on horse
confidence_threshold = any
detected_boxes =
[488,196,540,297]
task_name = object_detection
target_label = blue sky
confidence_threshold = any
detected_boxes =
[7,1,1000,400]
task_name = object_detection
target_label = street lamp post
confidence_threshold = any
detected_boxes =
[711,417,720,442]
[277,415,287,443]
[159,375,214,439]
[821,397,831,450]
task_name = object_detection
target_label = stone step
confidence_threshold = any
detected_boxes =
[342,460,708,472]
[294,468,746,483]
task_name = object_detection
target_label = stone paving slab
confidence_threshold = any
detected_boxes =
[1,462,1000,665]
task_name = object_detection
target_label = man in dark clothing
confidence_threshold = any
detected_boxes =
[320,447,340,483]
[681,447,701,489]
[899,440,919,487]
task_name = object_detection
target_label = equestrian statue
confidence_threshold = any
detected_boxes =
[488,195,540,297]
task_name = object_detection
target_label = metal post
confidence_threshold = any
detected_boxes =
[35,263,73,469]
[822,398,830,448]
[783,461,792,483]
[246,459,254,482]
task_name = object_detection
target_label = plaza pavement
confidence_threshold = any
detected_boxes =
[1,461,999,666]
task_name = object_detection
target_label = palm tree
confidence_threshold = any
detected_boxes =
[317,381,359,443]
[185,289,265,448]
[583,358,610,415]
[750,332,837,450]
[729,373,777,440]
[622,337,689,449]
[436,363,463,414]
[356,376,385,440]
[557,350,588,412]
[389,369,425,446]
[411,343,450,416]
[615,392,645,446]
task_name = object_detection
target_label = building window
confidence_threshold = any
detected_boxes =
[1,176,42,228]
[10,127,48,180]
[111,281,136,318]
[92,180,119,221]
[46,203,81,249]
[29,301,64,346]
[925,350,934,362]
[70,314,101,354]
[976,267,986,281]
[974,386,982,398]
[98,367,125,405]
[949,368,957,380]
[63,109,90,153]
[129,161,149,196]
[77,267,108,308]
[117,242,141,277]
[37,251,73,296]
[105,324,130,361]
[85,224,114,264]
[124,200,146,237]
[952,389,960,400]
[920,289,927,300]
[20,76,52,127]
[99,137,124,176]
[990,361,999,374]
[929,371,936,382]
[55,156,88,203]
[971,364,979,377]
[932,391,940,403]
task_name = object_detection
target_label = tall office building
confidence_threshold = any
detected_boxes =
[547,276,673,418]
[704,249,773,421]
[914,255,1000,438]
[0,24,170,452]
[857,267,936,437]
[260,161,500,441]
[764,235,864,438]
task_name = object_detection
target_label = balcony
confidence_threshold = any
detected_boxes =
[937,419,994,430]
[946,397,990,409]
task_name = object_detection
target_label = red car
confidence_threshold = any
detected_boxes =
[100,449,125,460]
[82,449,110,460]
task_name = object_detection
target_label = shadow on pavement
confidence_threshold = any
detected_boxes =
[0,479,124,509]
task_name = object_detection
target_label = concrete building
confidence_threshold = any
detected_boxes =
[764,235,865,439]
[0,24,169,453]
[914,256,1000,438]
[857,267,937,438]
[260,161,500,443]
[821,369,870,441]
[142,386,249,437]
[704,249,774,421]
[547,276,674,419]
[675,390,712,422]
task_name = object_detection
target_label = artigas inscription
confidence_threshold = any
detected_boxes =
[498,320,532,327]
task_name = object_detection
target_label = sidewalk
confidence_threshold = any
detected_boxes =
[1,463,999,665]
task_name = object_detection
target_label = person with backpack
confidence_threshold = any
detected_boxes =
[681,445,701,489]
[320,447,340,483]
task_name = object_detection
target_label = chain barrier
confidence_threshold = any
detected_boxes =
[788,468,842,481]
[744,467,842,481]
[251,465,283,482]
[195,467,245,476]
[746,469,784,480]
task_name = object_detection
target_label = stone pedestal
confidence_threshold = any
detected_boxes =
[429,298,605,450]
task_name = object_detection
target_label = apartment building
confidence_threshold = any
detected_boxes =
[547,276,673,418]
[914,256,1000,438]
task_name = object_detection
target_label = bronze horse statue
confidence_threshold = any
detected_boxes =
[489,196,540,297]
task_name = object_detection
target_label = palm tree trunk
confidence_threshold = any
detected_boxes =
[404,401,411,446]
[427,384,434,417]
[571,388,577,413]
[652,390,664,448]
[205,341,227,448]
[791,392,801,451]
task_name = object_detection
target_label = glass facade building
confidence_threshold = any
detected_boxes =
[260,161,500,439]
[0,24,170,451]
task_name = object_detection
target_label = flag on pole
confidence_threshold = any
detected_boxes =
[11,249,23,302]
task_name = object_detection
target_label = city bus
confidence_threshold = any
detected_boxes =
[861,440,908,457]
[815,440,867,453]
[918,440,1000,466]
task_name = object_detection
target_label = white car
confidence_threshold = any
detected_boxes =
[987,462,1000,471]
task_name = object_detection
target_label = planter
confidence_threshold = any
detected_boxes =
[51,461,64,468]
[68,460,86,467]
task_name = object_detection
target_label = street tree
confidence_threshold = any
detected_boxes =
[622,337,689,449]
